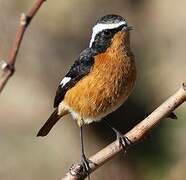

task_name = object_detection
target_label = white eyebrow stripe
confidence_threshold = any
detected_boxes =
[89,21,127,48]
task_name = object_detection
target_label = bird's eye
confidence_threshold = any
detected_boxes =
[103,30,111,36]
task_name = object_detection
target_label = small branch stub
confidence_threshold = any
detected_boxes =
[0,60,8,70]
[69,164,85,178]
[0,0,46,93]
[0,60,14,74]
[183,83,186,91]
[20,13,31,27]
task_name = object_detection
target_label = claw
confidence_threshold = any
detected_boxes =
[116,132,132,150]
[81,155,90,173]
[80,154,95,179]
[103,120,133,152]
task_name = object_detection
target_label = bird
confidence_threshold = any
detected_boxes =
[37,14,137,174]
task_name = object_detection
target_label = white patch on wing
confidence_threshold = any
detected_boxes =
[60,77,71,87]
[89,21,127,47]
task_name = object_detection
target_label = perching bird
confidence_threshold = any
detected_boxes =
[37,14,136,173]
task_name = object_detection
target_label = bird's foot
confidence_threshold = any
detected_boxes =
[116,132,132,150]
[80,154,94,178]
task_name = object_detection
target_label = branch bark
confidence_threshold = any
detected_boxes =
[0,0,46,93]
[62,82,186,180]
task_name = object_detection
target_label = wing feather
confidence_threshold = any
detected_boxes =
[53,48,96,107]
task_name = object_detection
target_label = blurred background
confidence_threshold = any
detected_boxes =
[0,0,186,179]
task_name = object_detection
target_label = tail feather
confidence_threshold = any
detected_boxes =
[37,109,61,137]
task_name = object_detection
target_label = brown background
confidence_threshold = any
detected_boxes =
[0,0,186,180]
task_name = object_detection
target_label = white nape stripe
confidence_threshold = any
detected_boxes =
[60,77,71,87]
[89,21,127,48]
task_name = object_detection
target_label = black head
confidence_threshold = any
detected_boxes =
[96,14,125,24]
[89,14,131,53]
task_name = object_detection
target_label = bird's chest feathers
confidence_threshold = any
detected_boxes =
[63,44,136,120]
[91,46,134,97]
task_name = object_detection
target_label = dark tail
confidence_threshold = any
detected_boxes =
[37,109,61,137]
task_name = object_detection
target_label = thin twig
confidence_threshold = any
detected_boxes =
[61,82,186,180]
[0,0,46,93]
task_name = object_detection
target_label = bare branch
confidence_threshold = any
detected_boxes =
[61,82,186,180]
[0,0,46,93]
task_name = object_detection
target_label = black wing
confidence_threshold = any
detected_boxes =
[53,48,96,108]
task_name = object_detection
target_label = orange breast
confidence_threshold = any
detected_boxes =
[63,32,136,123]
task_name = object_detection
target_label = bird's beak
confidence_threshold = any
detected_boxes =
[122,26,134,31]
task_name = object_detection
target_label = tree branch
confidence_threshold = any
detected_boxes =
[0,0,46,93]
[61,82,186,180]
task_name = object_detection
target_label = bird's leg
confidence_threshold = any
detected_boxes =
[80,126,93,178]
[104,120,132,150]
